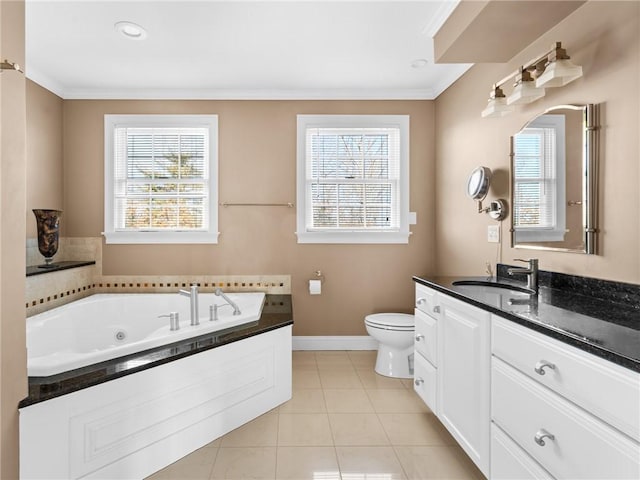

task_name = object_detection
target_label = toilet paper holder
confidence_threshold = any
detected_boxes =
[311,270,325,283]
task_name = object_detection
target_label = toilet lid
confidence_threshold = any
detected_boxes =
[365,313,414,328]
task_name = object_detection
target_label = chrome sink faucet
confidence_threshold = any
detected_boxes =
[179,284,200,326]
[214,288,241,316]
[507,258,539,294]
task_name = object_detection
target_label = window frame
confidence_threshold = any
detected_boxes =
[296,114,410,244]
[104,114,219,244]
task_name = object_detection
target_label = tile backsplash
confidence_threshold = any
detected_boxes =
[26,237,291,316]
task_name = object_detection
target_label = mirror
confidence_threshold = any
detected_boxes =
[510,104,599,254]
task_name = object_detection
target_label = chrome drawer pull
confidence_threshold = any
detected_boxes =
[415,334,425,342]
[433,306,441,314]
[534,429,555,446]
[416,298,426,307]
[534,360,556,375]
[414,378,424,386]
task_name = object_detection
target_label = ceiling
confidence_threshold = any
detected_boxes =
[25,0,472,100]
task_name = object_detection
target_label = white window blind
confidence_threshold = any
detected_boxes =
[114,127,209,231]
[306,128,400,231]
[513,127,556,229]
[296,115,410,244]
[513,113,566,242]
[104,115,218,244]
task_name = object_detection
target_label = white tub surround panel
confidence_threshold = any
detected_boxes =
[20,326,292,480]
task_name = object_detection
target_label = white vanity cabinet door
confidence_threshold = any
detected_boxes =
[491,423,555,480]
[437,294,491,477]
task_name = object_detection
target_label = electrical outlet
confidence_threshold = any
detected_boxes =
[487,225,500,243]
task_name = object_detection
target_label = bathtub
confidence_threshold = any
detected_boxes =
[27,291,266,377]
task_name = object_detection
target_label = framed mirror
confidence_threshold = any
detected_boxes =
[510,104,599,254]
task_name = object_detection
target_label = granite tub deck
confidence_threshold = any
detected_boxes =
[20,294,293,407]
[413,267,640,373]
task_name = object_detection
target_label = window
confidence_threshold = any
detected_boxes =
[513,114,566,242]
[104,115,218,244]
[296,115,410,244]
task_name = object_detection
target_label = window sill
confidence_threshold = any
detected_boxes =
[296,230,410,244]
[103,231,220,244]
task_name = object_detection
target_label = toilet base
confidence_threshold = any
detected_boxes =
[374,344,414,379]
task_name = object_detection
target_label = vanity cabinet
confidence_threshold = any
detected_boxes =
[437,294,491,477]
[413,279,640,480]
[414,284,491,477]
[491,316,640,480]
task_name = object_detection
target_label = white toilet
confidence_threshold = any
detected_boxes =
[364,313,415,379]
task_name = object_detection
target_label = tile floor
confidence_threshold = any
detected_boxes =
[146,350,484,480]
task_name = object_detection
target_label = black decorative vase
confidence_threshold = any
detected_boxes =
[33,209,62,268]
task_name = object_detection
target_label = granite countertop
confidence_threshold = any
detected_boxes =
[20,294,293,407]
[413,273,640,373]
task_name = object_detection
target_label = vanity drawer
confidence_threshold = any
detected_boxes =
[415,283,439,317]
[491,422,555,480]
[414,309,437,365]
[492,316,640,441]
[413,351,437,413]
[492,357,640,480]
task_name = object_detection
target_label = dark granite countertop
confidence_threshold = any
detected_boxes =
[20,294,293,407]
[26,260,96,277]
[413,272,640,373]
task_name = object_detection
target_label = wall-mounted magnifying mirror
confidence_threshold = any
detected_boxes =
[510,104,599,254]
[467,166,507,221]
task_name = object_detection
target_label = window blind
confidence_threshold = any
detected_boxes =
[113,127,209,231]
[305,127,401,231]
[513,127,556,230]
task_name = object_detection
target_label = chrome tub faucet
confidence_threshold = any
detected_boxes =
[507,258,539,294]
[179,284,200,326]
[214,288,241,316]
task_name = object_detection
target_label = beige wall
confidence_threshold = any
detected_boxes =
[25,80,63,238]
[0,0,27,477]
[63,100,436,335]
[435,1,640,283]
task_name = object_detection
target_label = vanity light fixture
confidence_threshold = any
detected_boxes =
[482,42,582,118]
[535,42,583,88]
[0,59,23,73]
[481,85,512,118]
[114,21,147,40]
[507,68,545,105]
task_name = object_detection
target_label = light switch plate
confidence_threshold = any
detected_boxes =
[487,225,500,243]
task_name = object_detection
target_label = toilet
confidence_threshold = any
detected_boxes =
[364,313,415,379]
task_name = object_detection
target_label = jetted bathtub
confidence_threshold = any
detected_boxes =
[27,291,266,376]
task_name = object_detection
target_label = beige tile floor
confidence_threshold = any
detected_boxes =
[146,350,485,480]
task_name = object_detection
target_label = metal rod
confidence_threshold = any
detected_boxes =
[220,202,294,208]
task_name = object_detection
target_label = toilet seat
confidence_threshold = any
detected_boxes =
[365,313,414,330]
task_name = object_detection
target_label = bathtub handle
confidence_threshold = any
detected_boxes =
[159,312,180,331]
[209,304,219,321]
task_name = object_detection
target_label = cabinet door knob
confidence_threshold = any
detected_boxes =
[534,429,555,446]
[534,360,556,376]
[416,298,426,307]
[433,306,441,314]
[414,378,424,386]
[415,334,425,342]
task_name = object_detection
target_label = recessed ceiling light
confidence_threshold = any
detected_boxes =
[411,59,428,69]
[114,21,147,40]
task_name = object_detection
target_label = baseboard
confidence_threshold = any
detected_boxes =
[292,336,377,351]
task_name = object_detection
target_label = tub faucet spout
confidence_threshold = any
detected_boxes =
[179,284,200,326]
[214,288,241,315]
